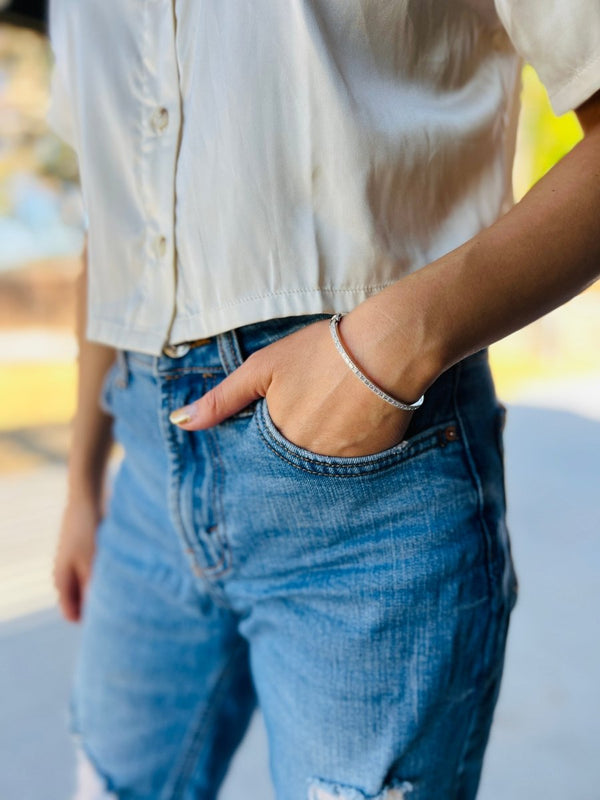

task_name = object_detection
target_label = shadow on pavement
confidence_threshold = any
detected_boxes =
[479,405,600,800]
[0,609,79,800]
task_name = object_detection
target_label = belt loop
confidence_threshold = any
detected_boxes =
[114,350,130,388]
[217,329,244,375]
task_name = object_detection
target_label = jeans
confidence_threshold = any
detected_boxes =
[72,313,518,800]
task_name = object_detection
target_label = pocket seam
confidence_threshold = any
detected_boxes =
[254,398,461,477]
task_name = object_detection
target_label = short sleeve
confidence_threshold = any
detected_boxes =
[46,0,78,149]
[494,0,600,115]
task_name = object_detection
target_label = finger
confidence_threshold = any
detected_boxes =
[169,355,270,430]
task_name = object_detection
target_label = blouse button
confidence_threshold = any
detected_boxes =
[151,106,170,133]
[155,235,167,257]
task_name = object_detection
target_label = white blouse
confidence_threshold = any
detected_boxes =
[48,0,600,355]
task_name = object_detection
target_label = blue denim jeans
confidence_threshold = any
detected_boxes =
[72,314,517,800]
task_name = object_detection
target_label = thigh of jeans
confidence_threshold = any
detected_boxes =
[208,331,517,800]
[71,361,256,800]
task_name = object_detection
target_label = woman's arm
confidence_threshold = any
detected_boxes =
[340,91,600,406]
[53,245,116,621]
[171,92,600,456]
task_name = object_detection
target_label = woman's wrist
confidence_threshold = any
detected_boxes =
[340,290,443,406]
[329,314,425,410]
[67,462,107,507]
[66,427,114,506]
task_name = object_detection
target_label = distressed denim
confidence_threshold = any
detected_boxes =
[72,314,518,800]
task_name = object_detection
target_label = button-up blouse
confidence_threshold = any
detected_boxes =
[48,1,600,354]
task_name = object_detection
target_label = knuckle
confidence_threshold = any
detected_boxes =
[203,386,223,416]
[245,350,272,394]
[245,350,262,368]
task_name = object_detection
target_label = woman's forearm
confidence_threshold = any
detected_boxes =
[343,94,600,403]
[67,246,116,503]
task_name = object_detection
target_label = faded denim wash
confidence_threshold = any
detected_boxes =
[72,314,518,800]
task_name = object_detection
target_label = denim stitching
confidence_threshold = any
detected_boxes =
[161,378,233,590]
[163,368,222,380]
[210,428,232,575]
[451,359,496,603]
[259,426,454,476]
[162,368,255,418]
[161,377,194,560]
[254,405,461,477]
[217,333,231,375]
[217,330,243,375]
[161,379,220,572]
[228,328,245,369]
[452,619,508,796]
[203,427,232,577]
[448,361,510,793]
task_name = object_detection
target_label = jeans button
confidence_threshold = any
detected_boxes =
[162,342,191,358]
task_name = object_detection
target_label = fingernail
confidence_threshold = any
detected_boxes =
[169,405,195,425]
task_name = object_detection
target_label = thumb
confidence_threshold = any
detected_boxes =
[169,356,270,430]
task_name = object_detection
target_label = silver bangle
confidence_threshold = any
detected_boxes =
[329,313,425,412]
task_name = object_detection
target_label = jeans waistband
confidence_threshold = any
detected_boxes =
[119,314,493,435]
[123,314,331,374]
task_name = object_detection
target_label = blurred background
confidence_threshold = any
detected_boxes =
[0,13,599,800]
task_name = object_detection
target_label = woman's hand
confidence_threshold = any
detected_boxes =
[170,316,416,457]
[53,492,100,622]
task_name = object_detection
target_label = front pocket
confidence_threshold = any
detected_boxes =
[253,397,462,477]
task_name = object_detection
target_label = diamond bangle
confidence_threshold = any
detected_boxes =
[329,313,425,412]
